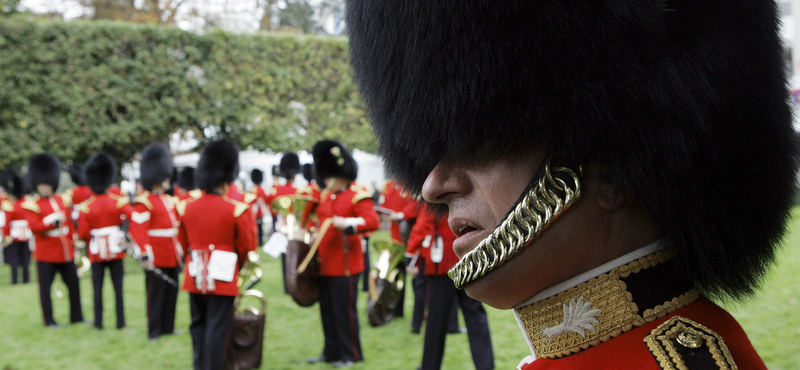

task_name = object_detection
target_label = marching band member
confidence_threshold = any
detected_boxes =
[176,167,202,202]
[269,152,301,293]
[177,138,257,370]
[248,168,269,246]
[129,143,182,341]
[1,169,32,284]
[346,1,797,368]
[21,154,84,327]
[77,152,133,330]
[406,208,494,370]
[307,140,379,368]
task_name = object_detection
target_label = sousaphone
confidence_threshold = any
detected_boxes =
[367,238,406,327]
[272,194,321,307]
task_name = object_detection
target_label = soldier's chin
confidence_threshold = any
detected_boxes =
[461,247,541,310]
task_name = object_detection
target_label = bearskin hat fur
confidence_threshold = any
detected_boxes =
[178,167,196,191]
[68,165,86,186]
[312,140,358,182]
[1,168,24,200]
[271,165,280,178]
[346,0,798,300]
[139,144,173,192]
[251,169,263,185]
[196,139,239,193]
[84,152,116,195]
[28,153,62,190]
[279,152,301,180]
[302,163,315,183]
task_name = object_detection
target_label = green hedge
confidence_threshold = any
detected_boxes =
[0,17,374,167]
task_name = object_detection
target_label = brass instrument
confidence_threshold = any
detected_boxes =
[272,194,321,307]
[73,239,91,278]
[237,251,263,293]
[366,238,406,327]
[225,289,267,370]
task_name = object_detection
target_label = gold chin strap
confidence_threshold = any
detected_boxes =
[447,159,582,289]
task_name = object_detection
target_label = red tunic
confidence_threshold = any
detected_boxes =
[3,199,32,242]
[266,183,299,215]
[380,181,416,243]
[64,185,94,206]
[225,184,245,202]
[297,183,322,228]
[247,185,269,219]
[405,208,460,276]
[177,194,257,296]
[20,194,75,263]
[77,193,133,263]
[315,184,379,277]
[519,298,766,370]
[128,192,182,268]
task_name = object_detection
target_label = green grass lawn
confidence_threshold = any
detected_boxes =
[0,209,798,369]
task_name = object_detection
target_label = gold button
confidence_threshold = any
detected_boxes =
[209,244,215,250]
[676,331,704,349]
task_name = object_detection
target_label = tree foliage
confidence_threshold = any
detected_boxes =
[0,17,374,168]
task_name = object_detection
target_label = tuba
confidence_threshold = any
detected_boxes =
[73,239,91,278]
[237,251,263,293]
[272,194,321,307]
[366,238,406,327]
[225,289,267,370]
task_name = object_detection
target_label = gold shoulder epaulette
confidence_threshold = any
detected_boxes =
[244,192,257,204]
[109,193,130,209]
[350,184,374,204]
[176,200,188,216]
[320,189,330,199]
[61,189,73,207]
[1,199,13,212]
[223,197,251,218]
[644,316,738,370]
[189,189,203,200]
[77,196,95,214]
[271,186,278,196]
[133,193,153,210]
[20,195,40,213]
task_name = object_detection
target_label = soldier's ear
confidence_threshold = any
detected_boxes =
[586,162,624,211]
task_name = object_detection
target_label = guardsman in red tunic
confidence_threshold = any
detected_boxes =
[177,167,202,202]
[225,181,245,202]
[407,208,494,370]
[77,153,134,330]
[268,152,301,293]
[307,140,379,368]
[298,163,322,228]
[1,169,32,284]
[128,144,182,341]
[21,154,84,327]
[346,2,796,368]
[177,139,257,370]
[247,168,269,246]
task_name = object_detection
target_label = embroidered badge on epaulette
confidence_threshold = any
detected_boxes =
[234,203,249,217]
[20,195,41,213]
[1,199,13,212]
[644,316,738,370]
[133,193,153,210]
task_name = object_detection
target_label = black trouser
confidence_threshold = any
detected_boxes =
[411,260,428,332]
[145,267,179,339]
[256,217,264,247]
[319,275,363,363]
[421,275,494,370]
[189,293,235,370]
[36,261,83,326]
[362,238,370,292]
[91,259,125,329]
[5,241,31,284]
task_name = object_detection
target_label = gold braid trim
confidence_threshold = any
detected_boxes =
[448,159,582,289]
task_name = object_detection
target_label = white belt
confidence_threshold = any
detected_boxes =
[148,228,178,237]
[91,225,121,237]
[46,226,69,237]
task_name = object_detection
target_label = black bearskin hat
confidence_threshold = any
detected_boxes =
[1,168,24,200]
[312,140,358,182]
[346,1,798,300]
[139,144,173,192]
[68,165,85,186]
[28,153,61,190]
[279,152,301,180]
[84,152,116,195]
[302,163,315,183]
[196,139,239,193]
[178,167,196,191]
[251,169,263,185]
[271,165,280,177]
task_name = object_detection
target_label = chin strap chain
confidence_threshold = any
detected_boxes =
[448,159,583,289]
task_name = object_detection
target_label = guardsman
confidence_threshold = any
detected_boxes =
[268,152,301,293]
[177,167,202,202]
[129,143,182,341]
[307,140,379,368]
[407,208,494,370]
[77,152,133,330]
[298,163,322,228]
[248,168,269,246]
[378,180,419,320]
[21,154,84,327]
[177,138,257,370]
[346,2,797,369]
[1,169,32,284]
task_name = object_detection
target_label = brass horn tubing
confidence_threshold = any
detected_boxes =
[448,160,582,289]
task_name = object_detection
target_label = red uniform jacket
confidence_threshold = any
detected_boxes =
[226,184,245,202]
[20,194,75,263]
[178,189,203,202]
[129,192,182,268]
[247,186,269,219]
[177,194,257,296]
[406,208,460,276]
[315,184,380,277]
[3,199,32,243]
[77,193,133,263]
[380,181,417,243]
[519,297,766,370]
[64,185,93,206]
[298,183,322,228]
[266,183,298,217]
[1,198,11,240]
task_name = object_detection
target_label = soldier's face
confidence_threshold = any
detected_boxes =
[422,150,611,309]
[37,184,53,197]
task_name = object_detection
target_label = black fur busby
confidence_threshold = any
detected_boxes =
[139,144,173,192]
[28,153,62,190]
[178,167,196,191]
[196,139,239,193]
[279,152,301,180]
[68,165,86,186]
[346,1,798,300]
[271,165,280,177]
[1,168,24,200]
[302,163,315,183]
[312,140,358,182]
[84,152,116,195]
[251,169,263,185]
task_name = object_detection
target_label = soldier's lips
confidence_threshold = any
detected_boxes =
[451,227,489,259]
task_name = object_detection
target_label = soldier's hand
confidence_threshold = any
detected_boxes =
[332,216,346,230]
